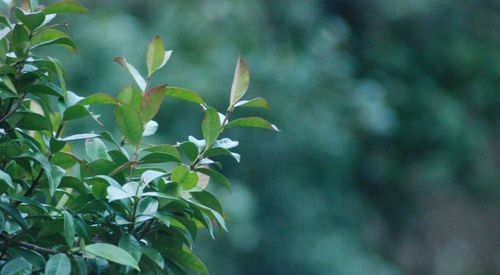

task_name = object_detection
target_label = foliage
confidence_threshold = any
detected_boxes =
[0,1,277,274]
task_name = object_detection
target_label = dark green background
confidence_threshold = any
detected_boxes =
[35,0,500,274]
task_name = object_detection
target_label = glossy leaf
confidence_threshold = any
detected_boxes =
[234,97,269,109]
[63,210,75,247]
[113,57,146,91]
[141,170,166,186]
[147,36,171,78]
[0,257,32,275]
[165,248,208,275]
[85,243,140,271]
[0,169,14,189]
[44,254,71,275]
[113,103,143,146]
[117,85,142,112]
[229,56,250,107]
[202,107,220,146]
[225,116,279,131]
[31,28,76,51]
[77,93,117,105]
[196,168,232,192]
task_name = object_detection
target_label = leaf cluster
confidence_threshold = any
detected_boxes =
[0,1,277,274]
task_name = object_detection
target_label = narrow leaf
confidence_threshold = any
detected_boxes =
[114,57,146,91]
[146,36,170,78]
[201,107,220,146]
[165,87,204,104]
[234,97,269,109]
[63,210,75,248]
[229,56,250,107]
[225,117,279,131]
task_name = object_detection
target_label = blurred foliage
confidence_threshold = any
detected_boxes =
[33,0,500,274]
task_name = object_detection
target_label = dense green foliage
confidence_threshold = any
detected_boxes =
[0,1,277,274]
[46,1,499,274]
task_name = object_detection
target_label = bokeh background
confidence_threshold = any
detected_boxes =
[36,0,500,274]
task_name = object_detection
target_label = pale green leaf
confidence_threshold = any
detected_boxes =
[44,254,71,275]
[85,243,140,271]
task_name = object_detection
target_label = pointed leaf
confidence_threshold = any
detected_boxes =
[113,103,143,146]
[201,107,220,146]
[77,93,117,105]
[226,117,279,131]
[85,243,140,271]
[229,56,250,107]
[43,0,88,14]
[142,84,166,122]
[44,254,71,275]
[234,97,269,109]
[165,87,204,104]
[0,169,14,189]
[117,85,142,112]
[63,210,75,248]
[31,28,76,51]
[114,57,146,91]
[196,168,232,192]
[147,36,171,78]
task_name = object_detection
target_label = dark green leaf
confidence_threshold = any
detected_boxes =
[119,234,141,262]
[141,247,164,269]
[44,254,71,275]
[31,28,76,51]
[12,24,30,58]
[0,202,28,229]
[0,169,14,189]
[142,144,180,159]
[14,8,45,31]
[165,248,208,275]
[139,152,180,164]
[15,111,52,131]
[85,243,140,271]
[191,191,223,214]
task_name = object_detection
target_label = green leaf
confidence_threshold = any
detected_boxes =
[85,137,109,161]
[43,0,88,14]
[136,197,159,222]
[77,93,117,105]
[44,254,71,275]
[30,28,76,51]
[0,27,12,42]
[23,83,64,98]
[165,248,208,275]
[142,144,180,159]
[225,117,279,131]
[234,97,269,109]
[72,256,87,275]
[0,169,14,189]
[15,111,52,131]
[114,57,146,91]
[0,212,4,233]
[141,247,164,269]
[196,168,232,192]
[165,87,204,104]
[142,84,166,122]
[143,120,158,136]
[14,8,45,31]
[0,257,32,275]
[106,186,132,202]
[171,165,198,190]
[85,243,140,271]
[146,36,172,78]
[12,24,30,58]
[63,210,75,248]
[202,107,220,146]
[141,170,166,186]
[113,103,143,146]
[62,133,100,142]
[119,234,141,262]
[117,85,142,112]
[229,55,250,107]
[0,202,28,229]
[139,152,180,164]
[191,191,223,214]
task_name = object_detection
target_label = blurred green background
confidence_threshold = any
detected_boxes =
[36,0,500,274]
